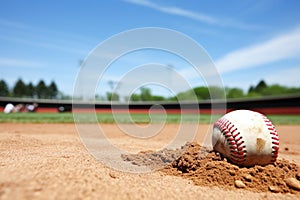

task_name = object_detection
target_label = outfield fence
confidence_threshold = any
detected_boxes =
[0,95,300,115]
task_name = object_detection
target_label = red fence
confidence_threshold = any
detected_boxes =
[1,95,300,115]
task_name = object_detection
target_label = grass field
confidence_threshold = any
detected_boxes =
[0,112,299,124]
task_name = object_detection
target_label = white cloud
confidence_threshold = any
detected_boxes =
[124,0,258,30]
[0,34,88,55]
[0,57,45,68]
[215,27,300,74]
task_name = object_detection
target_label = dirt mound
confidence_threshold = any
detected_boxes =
[121,144,189,170]
[122,142,300,194]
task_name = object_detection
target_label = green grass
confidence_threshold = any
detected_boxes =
[0,112,299,125]
[266,115,300,125]
[0,113,75,123]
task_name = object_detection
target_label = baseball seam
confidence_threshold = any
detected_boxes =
[214,118,247,164]
[261,114,279,162]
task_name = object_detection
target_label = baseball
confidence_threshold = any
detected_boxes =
[212,110,279,167]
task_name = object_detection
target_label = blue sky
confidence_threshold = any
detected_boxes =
[1,0,300,98]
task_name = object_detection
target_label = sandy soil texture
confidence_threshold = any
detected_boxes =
[0,123,300,199]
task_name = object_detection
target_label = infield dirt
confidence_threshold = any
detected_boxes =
[0,123,300,199]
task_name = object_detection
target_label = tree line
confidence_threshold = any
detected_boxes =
[0,78,58,99]
[107,80,300,101]
[1,78,299,101]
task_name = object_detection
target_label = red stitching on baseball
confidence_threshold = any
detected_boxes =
[214,118,247,164]
[261,114,279,161]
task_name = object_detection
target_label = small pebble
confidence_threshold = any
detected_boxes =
[282,166,289,172]
[243,174,252,182]
[256,166,264,172]
[285,178,300,191]
[109,172,118,179]
[235,180,246,188]
[296,173,300,180]
[205,162,216,170]
[229,170,236,176]
[232,165,239,170]
[269,186,280,193]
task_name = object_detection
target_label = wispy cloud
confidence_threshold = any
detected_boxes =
[0,34,88,55]
[0,18,30,29]
[0,57,45,68]
[124,0,258,30]
[215,27,300,73]
[0,18,91,55]
[125,0,216,23]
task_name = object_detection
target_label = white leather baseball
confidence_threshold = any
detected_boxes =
[212,110,279,167]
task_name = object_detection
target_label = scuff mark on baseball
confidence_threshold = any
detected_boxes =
[212,110,280,167]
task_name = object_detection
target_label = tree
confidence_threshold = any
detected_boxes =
[140,87,152,101]
[288,87,300,94]
[227,88,244,99]
[106,92,119,101]
[151,95,165,101]
[48,81,58,99]
[194,87,210,100]
[13,78,27,97]
[248,86,255,94]
[247,81,265,97]
[26,82,35,98]
[254,80,267,93]
[175,87,199,101]
[130,93,140,101]
[0,79,9,96]
[35,80,48,98]
[208,86,226,99]
[261,84,289,96]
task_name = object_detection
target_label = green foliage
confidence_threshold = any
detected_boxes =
[130,87,166,101]
[127,80,300,102]
[208,86,226,99]
[151,95,165,101]
[13,78,27,97]
[288,87,300,94]
[2,78,300,100]
[226,88,244,99]
[176,89,198,101]
[246,91,262,98]
[261,84,288,96]
[129,93,141,101]
[246,80,300,98]
[2,78,61,99]
[194,87,210,100]
[35,80,48,98]
[48,81,58,99]
[106,92,119,101]
[175,86,225,101]
[140,87,152,101]
[0,79,9,96]
[255,80,267,93]
[26,82,35,98]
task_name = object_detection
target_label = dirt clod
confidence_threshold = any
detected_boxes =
[235,180,246,188]
[269,186,281,193]
[285,178,300,191]
[123,142,300,194]
[296,173,300,180]
[109,172,118,179]
[284,147,289,151]
[242,174,253,182]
